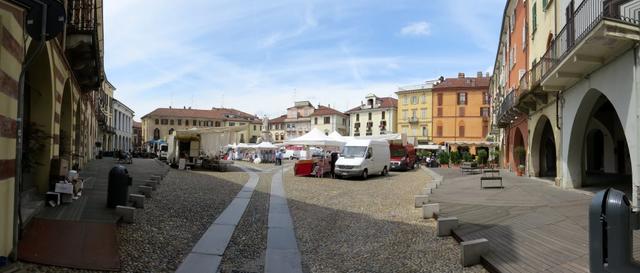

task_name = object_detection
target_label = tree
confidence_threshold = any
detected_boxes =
[438,152,450,165]
[477,149,488,165]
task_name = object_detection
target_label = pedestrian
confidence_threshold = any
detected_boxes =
[330,151,339,178]
[275,150,281,165]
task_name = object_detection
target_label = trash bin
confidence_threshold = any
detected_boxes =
[107,165,132,208]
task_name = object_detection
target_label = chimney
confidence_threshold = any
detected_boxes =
[169,106,172,109]
[458,72,465,78]
[477,71,483,78]
[486,72,490,77]
[183,106,186,109]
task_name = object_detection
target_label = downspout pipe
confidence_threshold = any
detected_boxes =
[11,0,48,262]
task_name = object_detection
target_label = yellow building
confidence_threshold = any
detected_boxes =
[141,107,263,148]
[0,0,107,258]
[269,115,287,143]
[395,83,435,145]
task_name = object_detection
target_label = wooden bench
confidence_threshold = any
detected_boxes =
[461,162,479,175]
[480,169,503,188]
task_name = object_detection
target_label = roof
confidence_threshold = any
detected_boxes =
[433,75,490,90]
[269,114,287,124]
[346,97,397,113]
[140,107,260,123]
[344,139,390,146]
[310,105,346,117]
[133,121,142,128]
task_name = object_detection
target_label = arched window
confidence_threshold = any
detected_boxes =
[155,119,159,125]
[153,128,160,140]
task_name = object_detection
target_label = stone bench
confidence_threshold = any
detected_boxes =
[116,205,135,223]
[129,194,145,209]
[138,185,153,197]
[461,238,489,267]
[437,217,459,236]
[422,203,439,219]
[145,180,158,190]
[414,195,430,208]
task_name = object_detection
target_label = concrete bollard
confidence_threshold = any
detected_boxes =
[433,178,443,186]
[138,185,153,197]
[129,194,145,209]
[116,205,135,223]
[145,180,158,191]
[437,217,459,236]
[151,175,162,182]
[425,183,438,190]
[461,238,489,267]
[415,195,430,208]
[423,188,433,195]
[422,203,440,219]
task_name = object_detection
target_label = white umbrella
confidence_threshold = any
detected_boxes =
[284,128,345,147]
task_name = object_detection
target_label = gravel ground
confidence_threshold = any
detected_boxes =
[283,169,487,273]
[19,166,249,273]
[218,171,272,273]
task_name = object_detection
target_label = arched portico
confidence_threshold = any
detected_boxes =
[530,115,559,178]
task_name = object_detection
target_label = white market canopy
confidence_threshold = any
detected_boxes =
[445,141,499,148]
[284,128,346,147]
[416,144,444,150]
[255,142,278,149]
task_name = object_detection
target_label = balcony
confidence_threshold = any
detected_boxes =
[514,66,550,113]
[408,117,419,124]
[496,90,526,128]
[541,0,640,90]
[65,0,104,93]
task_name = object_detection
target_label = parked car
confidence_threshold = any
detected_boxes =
[389,143,416,171]
[335,139,390,179]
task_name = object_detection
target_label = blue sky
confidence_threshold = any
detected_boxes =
[104,0,504,121]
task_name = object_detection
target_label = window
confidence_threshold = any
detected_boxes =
[381,111,386,120]
[155,119,159,125]
[411,109,417,118]
[356,114,360,122]
[178,119,182,126]
[457,92,467,105]
[215,121,221,127]
[522,23,527,49]
[483,92,490,105]
[421,108,427,119]
[411,96,418,105]
[532,3,537,34]
[402,127,408,135]
[170,119,174,125]
[403,96,408,105]
[161,119,168,125]
[437,108,443,117]
[229,122,235,126]
[459,125,465,137]
[402,110,408,120]
[421,94,426,103]
[422,127,427,137]
[368,112,372,120]
[482,123,489,137]
[193,120,197,126]
[324,117,330,124]
[253,125,257,130]
[459,107,465,117]
[153,128,160,140]
[437,93,443,106]
[542,0,548,10]
[186,120,189,126]
[437,126,443,137]
[481,107,490,117]
[314,117,318,124]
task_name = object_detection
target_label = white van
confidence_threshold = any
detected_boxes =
[335,139,390,179]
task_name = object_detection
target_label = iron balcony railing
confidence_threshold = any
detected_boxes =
[541,0,640,80]
[67,0,97,32]
[496,90,516,127]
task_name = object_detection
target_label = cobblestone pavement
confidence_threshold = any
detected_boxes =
[283,169,487,273]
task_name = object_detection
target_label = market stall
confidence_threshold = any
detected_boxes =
[284,128,345,176]
[254,142,278,163]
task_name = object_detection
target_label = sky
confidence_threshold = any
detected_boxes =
[104,0,504,121]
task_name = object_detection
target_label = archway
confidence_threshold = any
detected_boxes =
[531,116,557,178]
[512,127,525,169]
[59,81,72,164]
[23,44,54,193]
[153,128,160,140]
[567,89,631,188]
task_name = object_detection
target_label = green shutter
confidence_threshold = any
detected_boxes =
[542,0,547,10]
[532,3,537,32]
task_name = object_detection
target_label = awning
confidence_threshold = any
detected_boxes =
[415,144,443,150]
[284,128,345,147]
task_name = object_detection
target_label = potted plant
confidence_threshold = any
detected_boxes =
[490,149,500,168]
[438,152,450,168]
[514,146,526,176]
[477,149,488,168]
[450,151,461,167]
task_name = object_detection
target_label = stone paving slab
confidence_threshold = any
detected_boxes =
[265,249,303,273]
[427,167,640,273]
[175,253,221,273]
[213,198,251,226]
[191,224,237,256]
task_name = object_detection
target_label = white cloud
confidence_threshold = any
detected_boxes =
[400,21,431,36]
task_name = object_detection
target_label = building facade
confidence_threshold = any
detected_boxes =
[96,80,116,156]
[396,84,435,145]
[132,121,142,152]
[284,101,315,139]
[112,99,134,152]
[432,72,491,154]
[269,115,287,143]
[140,107,263,146]
[492,0,640,208]
[0,0,107,258]
[347,94,397,137]
[310,105,349,136]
